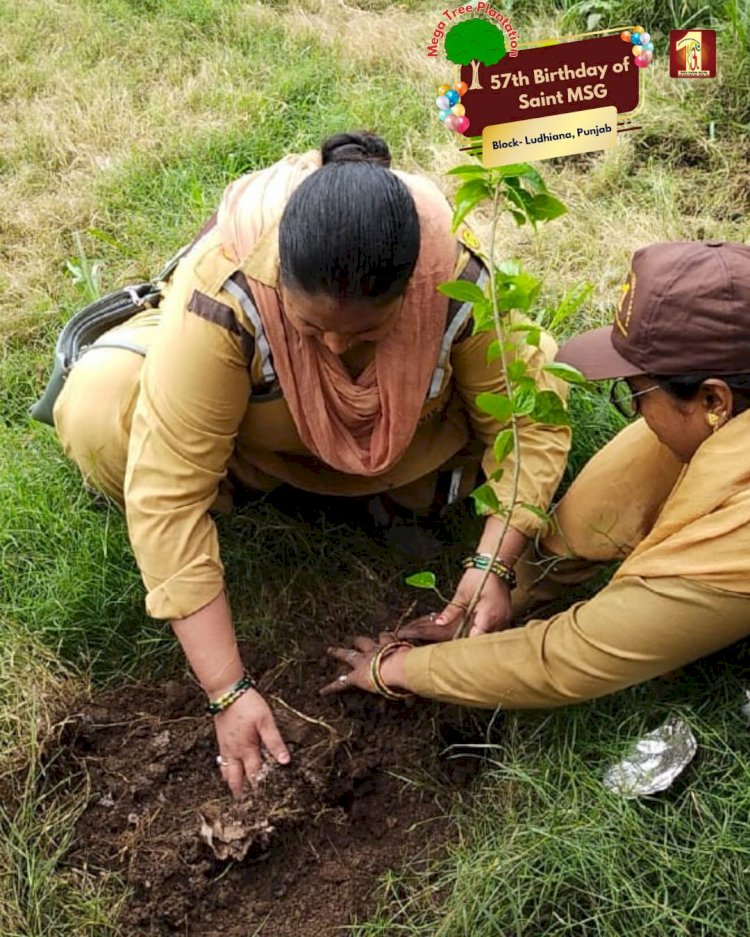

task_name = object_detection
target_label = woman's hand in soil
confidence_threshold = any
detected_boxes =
[214,689,290,799]
[399,568,513,642]
[320,634,411,698]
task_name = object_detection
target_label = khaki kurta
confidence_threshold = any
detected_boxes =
[55,210,570,620]
[404,416,750,708]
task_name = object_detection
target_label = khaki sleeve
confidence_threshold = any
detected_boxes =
[124,273,251,620]
[451,321,572,536]
[404,576,750,708]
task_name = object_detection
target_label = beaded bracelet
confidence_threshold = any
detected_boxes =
[462,552,517,589]
[206,673,256,716]
[369,641,414,701]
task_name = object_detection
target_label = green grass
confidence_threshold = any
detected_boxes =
[0,626,123,935]
[1,0,749,933]
[0,749,123,937]
[352,655,750,936]
[0,425,156,675]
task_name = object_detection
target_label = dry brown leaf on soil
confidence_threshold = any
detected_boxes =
[198,702,346,861]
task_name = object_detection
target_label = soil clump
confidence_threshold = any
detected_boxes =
[57,647,473,935]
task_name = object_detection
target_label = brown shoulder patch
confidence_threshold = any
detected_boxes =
[187,291,255,360]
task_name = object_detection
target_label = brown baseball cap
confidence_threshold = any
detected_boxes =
[555,241,750,380]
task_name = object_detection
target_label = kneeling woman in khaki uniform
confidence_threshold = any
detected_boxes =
[52,132,570,796]
[325,241,750,710]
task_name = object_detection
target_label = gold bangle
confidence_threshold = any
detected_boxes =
[370,642,414,700]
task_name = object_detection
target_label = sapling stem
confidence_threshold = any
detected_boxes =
[453,181,523,640]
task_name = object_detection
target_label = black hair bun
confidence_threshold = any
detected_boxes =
[321,131,391,168]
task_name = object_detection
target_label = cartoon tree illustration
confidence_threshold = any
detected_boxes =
[445,18,506,90]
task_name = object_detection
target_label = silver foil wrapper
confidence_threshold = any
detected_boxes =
[602,717,697,798]
[741,690,750,723]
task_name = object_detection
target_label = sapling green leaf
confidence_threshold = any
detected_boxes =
[503,185,535,226]
[470,483,501,515]
[543,362,588,384]
[438,280,486,304]
[521,502,553,525]
[472,301,498,334]
[476,392,513,423]
[532,390,570,426]
[494,271,541,313]
[405,571,437,589]
[488,163,528,176]
[493,429,514,463]
[512,382,537,416]
[447,164,489,179]
[527,328,541,347]
[485,339,515,362]
[528,193,567,222]
[404,571,452,604]
[507,359,527,382]
[516,164,547,192]
[508,322,542,347]
[486,339,502,363]
[452,179,491,232]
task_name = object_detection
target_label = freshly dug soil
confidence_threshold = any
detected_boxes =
[57,647,475,936]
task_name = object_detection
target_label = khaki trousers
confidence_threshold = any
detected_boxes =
[54,309,162,506]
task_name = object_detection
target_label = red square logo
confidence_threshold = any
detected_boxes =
[670,29,717,78]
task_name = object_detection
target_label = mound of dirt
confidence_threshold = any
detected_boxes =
[57,649,475,936]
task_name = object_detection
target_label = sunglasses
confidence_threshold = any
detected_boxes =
[609,379,661,420]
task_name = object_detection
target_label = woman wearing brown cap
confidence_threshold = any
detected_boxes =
[325,241,750,710]
[49,131,570,795]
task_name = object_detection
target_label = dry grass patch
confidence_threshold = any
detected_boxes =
[0,626,81,807]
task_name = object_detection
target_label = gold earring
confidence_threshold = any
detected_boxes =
[706,412,720,433]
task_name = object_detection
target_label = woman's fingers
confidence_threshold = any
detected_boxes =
[398,614,454,642]
[213,691,291,800]
[320,644,379,696]
[469,620,498,638]
[467,597,493,636]
[319,674,351,696]
[259,715,291,766]
[327,645,358,665]
[242,747,262,787]
[468,581,514,636]
[225,759,246,800]
[353,635,377,653]
[434,600,465,628]
[377,631,399,645]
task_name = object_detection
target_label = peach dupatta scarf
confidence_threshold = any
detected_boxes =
[217,152,457,477]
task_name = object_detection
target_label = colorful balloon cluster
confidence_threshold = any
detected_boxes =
[436,81,470,134]
[620,26,654,68]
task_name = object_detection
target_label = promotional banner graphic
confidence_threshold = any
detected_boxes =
[429,12,665,167]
